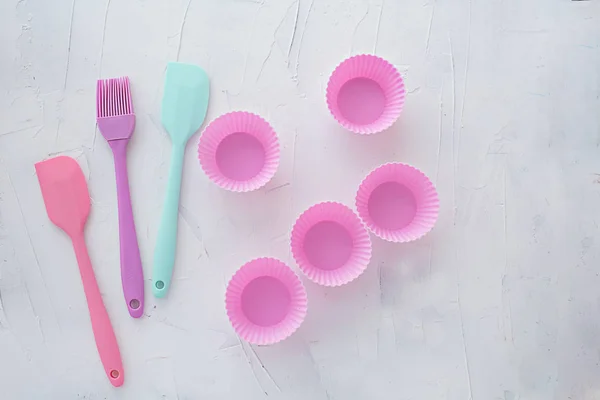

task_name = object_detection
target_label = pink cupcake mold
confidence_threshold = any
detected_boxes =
[198,111,280,192]
[326,54,406,134]
[291,202,372,286]
[356,163,439,243]
[225,258,307,345]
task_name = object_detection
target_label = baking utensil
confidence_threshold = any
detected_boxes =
[198,111,280,192]
[226,257,307,345]
[35,156,124,387]
[326,54,405,134]
[291,202,372,286]
[153,62,209,298]
[96,76,144,318]
[356,163,439,242]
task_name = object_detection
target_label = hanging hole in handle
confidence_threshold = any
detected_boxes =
[129,299,140,310]
[110,370,120,379]
[155,280,165,290]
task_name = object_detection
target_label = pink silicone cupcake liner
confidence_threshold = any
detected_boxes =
[356,163,439,243]
[225,257,307,345]
[198,111,280,192]
[326,54,406,135]
[291,202,372,286]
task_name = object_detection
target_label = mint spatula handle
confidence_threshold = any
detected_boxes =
[153,144,185,297]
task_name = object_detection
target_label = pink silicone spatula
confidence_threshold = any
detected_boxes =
[96,77,144,318]
[35,156,124,387]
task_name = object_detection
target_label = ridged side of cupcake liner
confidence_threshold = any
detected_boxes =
[225,258,307,345]
[356,163,439,243]
[198,111,280,192]
[291,202,372,286]
[326,54,406,134]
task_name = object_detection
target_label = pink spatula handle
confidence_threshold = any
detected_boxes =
[71,233,124,387]
[109,140,144,318]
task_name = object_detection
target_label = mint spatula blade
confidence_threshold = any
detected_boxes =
[153,62,209,298]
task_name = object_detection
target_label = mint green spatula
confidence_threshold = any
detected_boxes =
[153,62,209,298]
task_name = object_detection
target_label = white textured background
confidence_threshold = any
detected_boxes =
[1,0,600,398]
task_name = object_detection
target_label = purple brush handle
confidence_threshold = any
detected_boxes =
[109,139,144,318]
